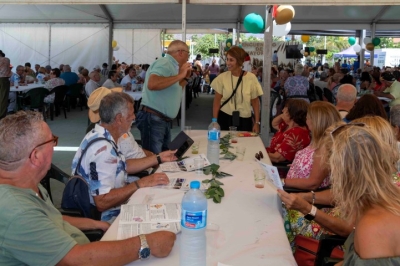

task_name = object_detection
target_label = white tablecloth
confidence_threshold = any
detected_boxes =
[10,83,45,92]
[124,90,142,101]
[101,130,295,266]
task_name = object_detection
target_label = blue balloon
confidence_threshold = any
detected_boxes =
[244,13,265,34]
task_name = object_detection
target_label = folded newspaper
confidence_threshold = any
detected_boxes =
[117,203,181,239]
[159,154,210,172]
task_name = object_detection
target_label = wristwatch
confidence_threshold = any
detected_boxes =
[183,77,190,82]
[304,205,317,221]
[156,154,162,164]
[138,234,151,260]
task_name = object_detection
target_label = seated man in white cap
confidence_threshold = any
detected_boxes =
[73,91,177,222]
[87,87,170,182]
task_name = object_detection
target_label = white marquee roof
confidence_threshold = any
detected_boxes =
[0,3,399,35]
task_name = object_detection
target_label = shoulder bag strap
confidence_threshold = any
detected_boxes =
[220,70,244,110]
[74,137,118,175]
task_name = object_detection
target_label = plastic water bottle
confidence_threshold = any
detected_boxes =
[356,79,361,94]
[207,118,220,165]
[180,181,207,266]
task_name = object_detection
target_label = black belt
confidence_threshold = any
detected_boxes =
[140,105,172,122]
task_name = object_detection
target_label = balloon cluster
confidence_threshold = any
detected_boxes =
[112,40,119,51]
[243,5,294,36]
[350,37,381,53]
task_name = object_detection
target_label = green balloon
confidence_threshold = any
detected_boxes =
[226,38,233,46]
[244,13,265,34]
[372,37,381,46]
[348,37,356,46]
[309,47,315,52]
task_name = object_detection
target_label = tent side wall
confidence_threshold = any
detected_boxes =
[0,24,161,72]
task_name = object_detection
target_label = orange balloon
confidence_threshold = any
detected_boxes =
[301,35,310,43]
[366,43,375,51]
[275,5,295,25]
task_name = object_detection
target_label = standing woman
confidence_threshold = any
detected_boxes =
[212,46,263,132]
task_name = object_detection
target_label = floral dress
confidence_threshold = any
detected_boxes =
[267,121,310,162]
[283,145,333,249]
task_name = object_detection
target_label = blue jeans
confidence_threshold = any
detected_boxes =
[136,110,171,154]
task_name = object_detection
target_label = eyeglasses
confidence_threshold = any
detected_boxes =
[176,50,189,54]
[255,151,264,161]
[329,123,366,141]
[29,135,58,158]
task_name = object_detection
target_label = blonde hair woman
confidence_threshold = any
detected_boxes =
[330,123,400,264]
[278,116,399,263]
[283,101,342,190]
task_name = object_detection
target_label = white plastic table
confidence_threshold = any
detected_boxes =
[101,130,296,266]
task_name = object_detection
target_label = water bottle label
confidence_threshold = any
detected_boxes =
[208,131,220,141]
[181,210,207,229]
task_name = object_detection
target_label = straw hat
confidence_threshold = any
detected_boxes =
[88,87,123,123]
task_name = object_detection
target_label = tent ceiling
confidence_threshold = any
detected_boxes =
[1,4,400,36]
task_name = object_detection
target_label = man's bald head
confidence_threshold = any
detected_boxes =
[167,40,188,54]
[336,84,357,103]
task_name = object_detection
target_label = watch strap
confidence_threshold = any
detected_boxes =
[138,234,150,260]
[304,205,317,221]
[156,154,162,164]
[183,77,189,82]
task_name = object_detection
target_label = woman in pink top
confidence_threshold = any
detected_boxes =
[284,101,342,190]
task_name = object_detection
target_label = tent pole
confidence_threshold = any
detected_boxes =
[236,22,240,44]
[261,5,272,146]
[360,30,366,69]
[371,23,376,66]
[108,21,113,67]
[181,0,187,130]
[48,23,52,66]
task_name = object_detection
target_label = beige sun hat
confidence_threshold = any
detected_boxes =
[87,87,123,123]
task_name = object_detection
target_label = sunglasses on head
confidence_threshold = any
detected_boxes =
[329,123,366,141]
[255,151,264,161]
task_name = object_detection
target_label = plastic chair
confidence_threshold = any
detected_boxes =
[49,85,69,120]
[67,83,85,111]
[42,164,104,241]
[270,90,283,133]
[323,88,335,104]
[315,86,324,101]
[19,87,49,121]
[307,83,318,102]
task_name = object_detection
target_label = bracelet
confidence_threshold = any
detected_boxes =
[311,190,315,205]
[156,154,162,164]
[183,77,189,82]
[134,181,140,189]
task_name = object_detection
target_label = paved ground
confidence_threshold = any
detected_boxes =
[48,93,214,207]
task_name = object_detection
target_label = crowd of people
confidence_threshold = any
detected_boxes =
[3,40,400,265]
[265,57,400,264]
[0,50,154,116]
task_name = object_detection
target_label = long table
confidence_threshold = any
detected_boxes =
[101,130,295,266]
[10,83,45,92]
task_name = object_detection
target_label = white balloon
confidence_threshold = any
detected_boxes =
[353,44,361,53]
[273,21,291,37]
[363,37,371,45]
[113,46,120,51]
[300,49,305,54]
[267,21,291,37]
